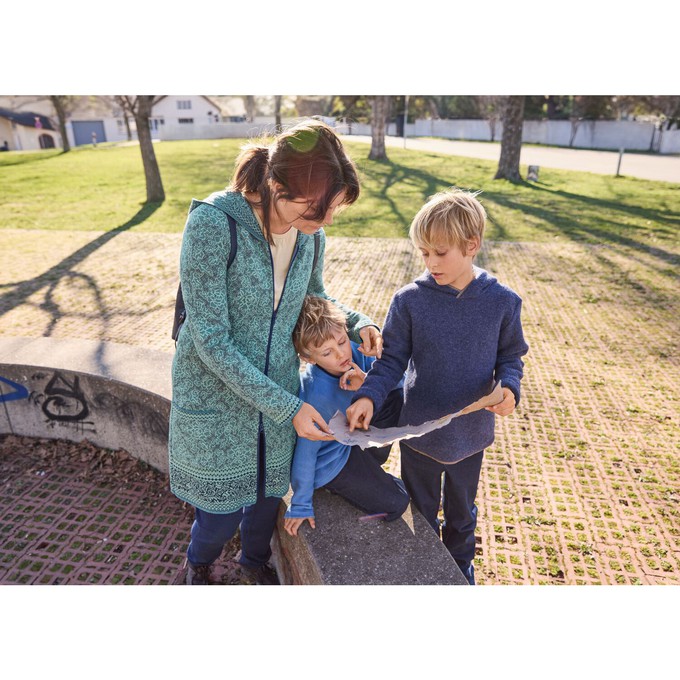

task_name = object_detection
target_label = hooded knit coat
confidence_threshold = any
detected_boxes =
[353,266,529,463]
[168,191,374,513]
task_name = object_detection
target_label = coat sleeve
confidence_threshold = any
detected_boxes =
[306,230,379,343]
[351,292,412,414]
[495,297,529,405]
[180,204,303,425]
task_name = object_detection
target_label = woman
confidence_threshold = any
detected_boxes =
[169,119,382,585]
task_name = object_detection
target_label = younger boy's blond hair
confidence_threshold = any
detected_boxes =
[293,295,347,358]
[409,188,486,255]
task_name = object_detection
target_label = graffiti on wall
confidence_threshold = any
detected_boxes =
[0,376,30,403]
[2,369,168,441]
[28,371,96,434]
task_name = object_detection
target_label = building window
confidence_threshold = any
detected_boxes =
[178,118,194,124]
[177,100,192,110]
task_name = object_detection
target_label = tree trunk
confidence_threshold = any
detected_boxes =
[369,96,389,160]
[134,96,165,203]
[123,109,132,141]
[494,96,525,181]
[49,96,70,152]
[244,96,256,123]
[274,95,282,132]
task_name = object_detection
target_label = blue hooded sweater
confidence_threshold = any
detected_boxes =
[353,266,529,463]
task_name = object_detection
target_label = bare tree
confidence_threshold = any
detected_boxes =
[274,95,283,132]
[478,96,505,142]
[243,96,256,123]
[368,96,390,160]
[494,96,525,182]
[118,96,165,203]
[48,96,78,152]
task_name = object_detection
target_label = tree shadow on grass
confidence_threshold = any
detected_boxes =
[486,189,679,274]
[0,202,163,315]
[359,158,456,235]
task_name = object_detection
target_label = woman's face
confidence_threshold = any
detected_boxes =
[274,190,347,235]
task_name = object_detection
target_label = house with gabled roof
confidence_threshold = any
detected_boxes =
[0,108,60,151]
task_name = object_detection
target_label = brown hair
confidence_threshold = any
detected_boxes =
[409,187,487,255]
[293,295,347,357]
[230,119,360,244]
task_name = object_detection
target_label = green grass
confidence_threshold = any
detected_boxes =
[1,139,678,255]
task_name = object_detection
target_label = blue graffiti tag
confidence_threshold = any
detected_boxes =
[0,376,30,403]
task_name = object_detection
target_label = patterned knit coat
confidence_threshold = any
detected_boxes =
[168,191,374,513]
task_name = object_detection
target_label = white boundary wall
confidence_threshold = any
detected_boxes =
[341,119,680,154]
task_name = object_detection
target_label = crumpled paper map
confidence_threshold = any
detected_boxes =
[329,381,504,450]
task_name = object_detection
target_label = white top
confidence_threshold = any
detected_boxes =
[250,203,298,310]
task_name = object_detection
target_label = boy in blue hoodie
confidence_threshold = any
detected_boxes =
[283,295,409,537]
[346,188,529,584]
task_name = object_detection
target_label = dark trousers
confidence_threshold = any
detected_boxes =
[400,442,484,584]
[324,445,410,520]
[366,386,404,465]
[186,431,280,569]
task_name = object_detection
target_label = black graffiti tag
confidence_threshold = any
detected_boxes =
[42,373,89,422]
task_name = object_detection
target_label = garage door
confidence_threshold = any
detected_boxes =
[72,120,106,146]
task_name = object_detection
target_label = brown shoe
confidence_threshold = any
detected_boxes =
[186,563,213,585]
[241,563,279,585]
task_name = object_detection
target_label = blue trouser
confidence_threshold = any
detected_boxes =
[187,431,280,569]
[399,442,484,585]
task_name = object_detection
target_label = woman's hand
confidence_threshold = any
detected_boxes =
[485,387,516,417]
[339,362,367,391]
[292,402,335,441]
[346,397,374,432]
[357,326,383,358]
[284,516,316,536]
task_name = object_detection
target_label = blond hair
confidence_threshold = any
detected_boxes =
[293,295,347,357]
[409,188,486,255]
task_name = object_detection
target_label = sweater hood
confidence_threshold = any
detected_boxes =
[414,265,496,299]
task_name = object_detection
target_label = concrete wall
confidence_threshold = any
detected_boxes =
[0,338,171,473]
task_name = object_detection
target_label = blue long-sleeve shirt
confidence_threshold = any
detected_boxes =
[285,343,376,519]
[352,266,529,463]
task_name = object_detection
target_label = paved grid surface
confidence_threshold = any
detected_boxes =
[0,228,678,585]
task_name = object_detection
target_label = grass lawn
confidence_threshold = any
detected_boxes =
[1,139,678,255]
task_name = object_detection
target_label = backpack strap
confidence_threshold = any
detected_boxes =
[312,231,320,272]
[172,209,237,343]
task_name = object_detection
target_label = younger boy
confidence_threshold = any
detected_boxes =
[346,188,529,584]
[283,295,409,537]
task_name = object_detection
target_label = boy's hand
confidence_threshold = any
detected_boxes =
[357,326,383,358]
[485,387,516,417]
[284,516,315,536]
[293,402,335,441]
[339,362,367,391]
[346,397,374,431]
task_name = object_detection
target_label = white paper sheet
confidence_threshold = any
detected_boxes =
[329,381,504,450]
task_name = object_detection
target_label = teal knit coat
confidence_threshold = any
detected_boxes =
[168,191,374,513]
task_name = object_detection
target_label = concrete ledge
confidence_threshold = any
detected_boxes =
[0,337,172,473]
[1,336,467,586]
[272,489,468,585]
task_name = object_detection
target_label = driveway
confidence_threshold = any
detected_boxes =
[345,135,680,183]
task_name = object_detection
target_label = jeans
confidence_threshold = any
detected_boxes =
[400,442,484,585]
[186,431,280,569]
